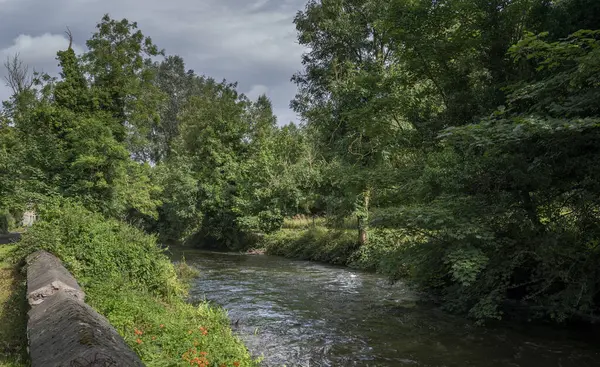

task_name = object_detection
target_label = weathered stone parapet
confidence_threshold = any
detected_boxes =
[26,250,144,367]
[26,251,85,306]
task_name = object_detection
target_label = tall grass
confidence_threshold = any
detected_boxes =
[282,215,357,230]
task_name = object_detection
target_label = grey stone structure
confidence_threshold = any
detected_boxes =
[26,251,145,367]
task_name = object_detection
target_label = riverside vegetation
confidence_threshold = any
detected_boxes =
[14,200,259,367]
[0,0,599,363]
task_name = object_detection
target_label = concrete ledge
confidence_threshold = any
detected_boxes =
[26,250,144,367]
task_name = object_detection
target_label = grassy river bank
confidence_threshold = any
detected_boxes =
[258,217,422,282]
[0,201,259,367]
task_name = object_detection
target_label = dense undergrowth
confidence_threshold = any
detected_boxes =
[15,199,259,367]
[261,222,422,282]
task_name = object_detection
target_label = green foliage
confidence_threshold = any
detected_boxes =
[287,0,600,324]
[155,159,202,244]
[16,199,257,366]
[257,209,284,233]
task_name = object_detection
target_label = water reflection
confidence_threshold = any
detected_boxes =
[172,250,600,367]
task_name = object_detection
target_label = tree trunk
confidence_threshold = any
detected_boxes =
[521,190,543,231]
[357,187,371,245]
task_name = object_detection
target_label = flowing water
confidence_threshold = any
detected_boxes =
[172,250,600,367]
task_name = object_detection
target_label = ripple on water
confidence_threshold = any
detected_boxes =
[173,250,600,367]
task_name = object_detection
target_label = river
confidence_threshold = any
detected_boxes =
[171,250,600,367]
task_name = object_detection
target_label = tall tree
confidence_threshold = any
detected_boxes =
[83,14,165,161]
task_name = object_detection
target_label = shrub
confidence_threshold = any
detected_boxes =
[257,209,284,233]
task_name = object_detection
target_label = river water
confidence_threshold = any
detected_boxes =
[172,250,600,367]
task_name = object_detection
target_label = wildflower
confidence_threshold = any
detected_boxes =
[152,336,156,341]
[233,362,240,367]
[200,351,207,356]
[160,324,165,328]
[136,338,142,344]
[134,328,143,336]
[188,330,193,334]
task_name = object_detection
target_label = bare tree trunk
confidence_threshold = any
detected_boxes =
[3,53,33,95]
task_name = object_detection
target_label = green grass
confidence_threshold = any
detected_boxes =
[282,215,358,230]
[87,284,260,367]
[0,245,28,367]
[262,227,359,265]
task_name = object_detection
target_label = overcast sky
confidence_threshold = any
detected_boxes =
[0,0,307,125]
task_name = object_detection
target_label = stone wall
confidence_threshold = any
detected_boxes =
[26,250,145,367]
[22,211,37,227]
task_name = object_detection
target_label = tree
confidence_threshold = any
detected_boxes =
[149,55,198,162]
[83,14,165,161]
[3,53,34,95]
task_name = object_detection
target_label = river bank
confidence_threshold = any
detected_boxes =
[258,225,416,280]
[258,224,600,328]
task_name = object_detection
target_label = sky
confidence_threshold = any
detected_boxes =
[0,0,308,125]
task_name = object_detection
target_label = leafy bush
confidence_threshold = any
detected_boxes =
[17,199,258,366]
[348,228,418,280]
[257,209,284,233]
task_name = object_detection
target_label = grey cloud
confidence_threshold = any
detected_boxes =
[0,0,307,124]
